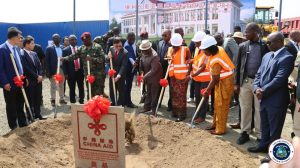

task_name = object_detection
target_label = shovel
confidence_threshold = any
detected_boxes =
[187,96,207,128]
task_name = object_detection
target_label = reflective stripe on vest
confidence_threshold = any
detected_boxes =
[168,46,189,80]
[192,50,211,82]
[208,46,235,80]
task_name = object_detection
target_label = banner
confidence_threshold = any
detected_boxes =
[109,0,256,36]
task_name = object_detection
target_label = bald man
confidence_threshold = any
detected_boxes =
[248,32,294,153]
[286,30,300,60]
[235,23,269,146]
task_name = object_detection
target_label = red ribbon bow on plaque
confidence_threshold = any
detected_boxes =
[159,79,168,87]
[137,75,143,86]
[84,95,111,121]
[108,69,116,77]
[86,75,95,84]
[53,74,63,84]
[88,120,107,136]
[13,75,25,87]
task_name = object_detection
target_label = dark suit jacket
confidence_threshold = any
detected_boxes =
[285,41,298,62]
[62,46,84,79]
[33,44,45,62]
[0,43,24,89]
[107,46,128,78]
[157,40,172,69]
[253,48,294,108]
[45,45,63,76]
[235,40,269,86]
[22,50,43,86]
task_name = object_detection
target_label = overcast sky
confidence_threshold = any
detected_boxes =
[0,0,298,23]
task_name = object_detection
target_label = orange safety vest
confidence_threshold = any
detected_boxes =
[192,48,211,82]
[207,46,235,80]
[168,46,189,80]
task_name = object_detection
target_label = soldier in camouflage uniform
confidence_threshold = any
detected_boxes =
[62,32,106,98]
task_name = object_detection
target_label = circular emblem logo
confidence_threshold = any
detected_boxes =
[269,139,294,164]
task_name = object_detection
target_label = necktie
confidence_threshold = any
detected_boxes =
[114,50,118,60]
[13,47,23,75]
[73,47,80,71]
[30,52,35,66]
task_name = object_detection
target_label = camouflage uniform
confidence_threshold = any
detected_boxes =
[64,43,106,97]
[94,36,107,52]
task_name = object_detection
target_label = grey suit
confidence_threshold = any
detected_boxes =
[223,37,239,61]
[107,47,128,106]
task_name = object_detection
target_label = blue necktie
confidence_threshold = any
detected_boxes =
[13,47,23,75]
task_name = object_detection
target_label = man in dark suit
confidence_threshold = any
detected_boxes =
[106,37,128,106]
[45,34,67,106]
[157,30,173,111]
[124,32,138,108]
[63,35,84,104]
[22,36,46,120]
[33,43,45,105]
[235,23,269,145]
[285,30,300,60]
[249,32,294,153]
[0,27,27,130]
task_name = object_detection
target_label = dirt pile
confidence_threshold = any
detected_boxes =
[0,114,259,168]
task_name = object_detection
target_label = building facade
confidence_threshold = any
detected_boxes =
[275,17,300,35]
[121,0,242,36]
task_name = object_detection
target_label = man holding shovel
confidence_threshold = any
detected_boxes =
[62,32,106,99]
[0,27,28,130]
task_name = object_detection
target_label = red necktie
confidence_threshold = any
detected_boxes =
[73,47,80,71]
[114,50,118,60]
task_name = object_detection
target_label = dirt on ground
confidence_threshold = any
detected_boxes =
[0,113,259,168]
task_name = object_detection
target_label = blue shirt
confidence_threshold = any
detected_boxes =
[55,46,62,57]
[6,41,23,75]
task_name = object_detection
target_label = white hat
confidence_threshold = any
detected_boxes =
[170,33,183,47]
[139,40,152,50]
[192,31,206,42]
[232,32,245,39]
[199,35,217,50]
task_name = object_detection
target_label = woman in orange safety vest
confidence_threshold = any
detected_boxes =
[189,31,211,124]
[167,33,192,122]
[200,35,235,135]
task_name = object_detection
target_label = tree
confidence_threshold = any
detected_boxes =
[109,17,121,30]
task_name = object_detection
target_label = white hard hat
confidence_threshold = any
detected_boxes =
[139,40,152,50]
[199,35,217,50]
[170,33,183,47]
[192,31,206,42]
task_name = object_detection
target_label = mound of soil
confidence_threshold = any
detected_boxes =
[0,114,259,168]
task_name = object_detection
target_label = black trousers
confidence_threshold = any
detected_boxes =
[125,72,134,105]
[189,79,195,99]
[67,71,84,103]
[3,88,27,129]
[195,81,209,119]
[144,82,160,112]
[109,77,125,106]
[26,83,42,118]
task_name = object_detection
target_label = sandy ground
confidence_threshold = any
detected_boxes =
[0,78,295,167]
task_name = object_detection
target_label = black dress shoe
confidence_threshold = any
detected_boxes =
[127,104,138,108]
[237,132,250,145]
[291,132,295,139]
[175,117,185,122]
[247,146,268,153]
[35,116,47,120]
[260,156,271,164]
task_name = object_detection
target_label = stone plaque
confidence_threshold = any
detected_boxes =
[71,105,125,168]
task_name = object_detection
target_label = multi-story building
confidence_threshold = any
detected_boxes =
[121,0,243,36]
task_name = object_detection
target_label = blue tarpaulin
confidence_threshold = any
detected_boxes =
[0,20,109,49]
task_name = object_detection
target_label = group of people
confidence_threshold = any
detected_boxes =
[1,23,300,163]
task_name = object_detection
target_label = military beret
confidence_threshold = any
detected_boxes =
[81,32,91,40]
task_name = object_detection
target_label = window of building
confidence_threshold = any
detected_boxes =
[185,12,189,21]
[212,24,218,34]
[175,13,179,22]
